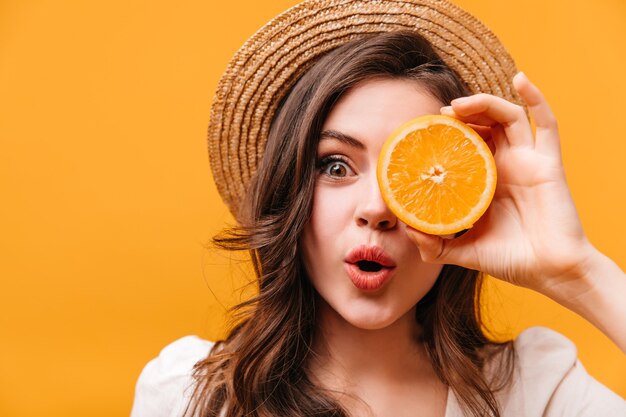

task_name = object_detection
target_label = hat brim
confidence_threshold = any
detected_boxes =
[208,0,520,218]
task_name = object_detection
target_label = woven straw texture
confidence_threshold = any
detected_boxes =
[208,0,520,218]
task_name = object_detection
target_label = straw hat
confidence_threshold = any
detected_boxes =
[208,0,520,218]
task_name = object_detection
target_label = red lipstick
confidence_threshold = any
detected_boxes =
[344,245,396,291]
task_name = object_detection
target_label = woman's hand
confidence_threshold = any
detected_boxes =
[408,72,588,291]
[406,72,626,351]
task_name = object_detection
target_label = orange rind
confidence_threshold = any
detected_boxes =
[377,115,497,235]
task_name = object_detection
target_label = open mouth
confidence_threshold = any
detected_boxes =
[345,245,396,270]
[344,245,397,291]
[356,260,384,272]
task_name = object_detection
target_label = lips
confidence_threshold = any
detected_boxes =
[344,245,396,291]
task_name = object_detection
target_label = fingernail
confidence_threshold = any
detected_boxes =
[440,106,453,114]
[515,71,529,82]
[451,97,470,105]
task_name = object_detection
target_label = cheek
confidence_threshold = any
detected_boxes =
[301,184,354,275]
[307,184,354,241]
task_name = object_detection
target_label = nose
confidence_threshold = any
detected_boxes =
[355,173,398,230]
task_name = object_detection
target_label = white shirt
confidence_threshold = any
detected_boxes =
[130,327,626,416]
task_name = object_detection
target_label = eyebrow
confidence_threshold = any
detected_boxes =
[319,129,365,150]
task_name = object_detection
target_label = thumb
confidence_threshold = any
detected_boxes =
[406,227,477,268]
[406,227,447,264]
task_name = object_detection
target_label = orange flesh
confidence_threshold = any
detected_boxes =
[386,124,488,225]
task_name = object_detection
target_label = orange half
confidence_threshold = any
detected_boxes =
[377,115,496,235]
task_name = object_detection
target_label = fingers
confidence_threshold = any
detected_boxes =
[513,72,562,158]
[406,227,478,270]
[440,72,561,157]
[466,123,492,141]
[406,228,443,263]
[513,72,555,129]
[442,93,535,149]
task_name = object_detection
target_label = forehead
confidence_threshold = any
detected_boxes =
[321,78,443,146]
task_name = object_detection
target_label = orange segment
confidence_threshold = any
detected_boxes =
[377,115,496,235]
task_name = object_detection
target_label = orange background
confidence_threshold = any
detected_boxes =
[1,0,625,416]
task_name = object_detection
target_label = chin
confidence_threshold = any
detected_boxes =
[339,305,409,330]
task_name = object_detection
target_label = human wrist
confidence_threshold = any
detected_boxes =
[536,240,598,306]
[573,247,625,311]
[546,244,626,352]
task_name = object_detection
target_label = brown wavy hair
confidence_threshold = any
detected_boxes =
[186,32,514,417]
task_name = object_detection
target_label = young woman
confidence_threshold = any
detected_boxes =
[131,1,626,416]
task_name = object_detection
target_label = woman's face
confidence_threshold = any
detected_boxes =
[301,77,445,331]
